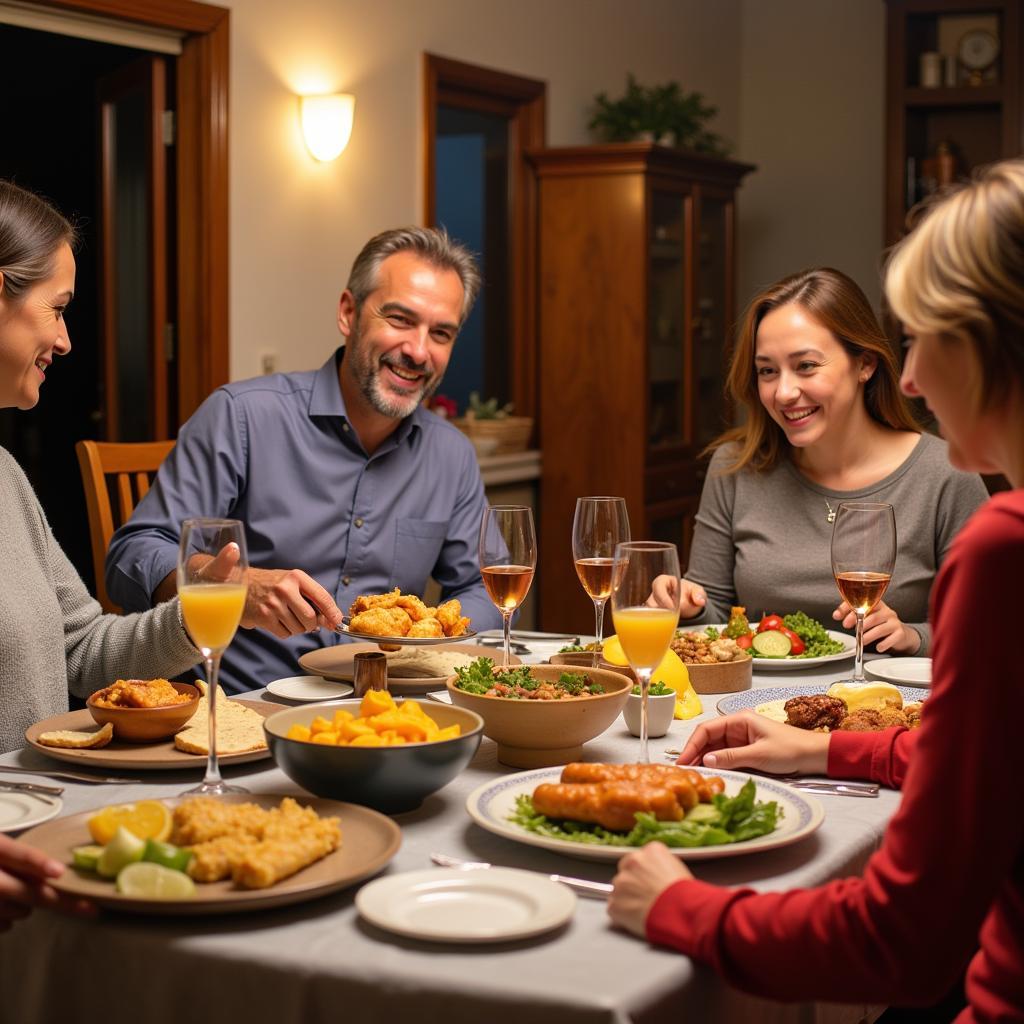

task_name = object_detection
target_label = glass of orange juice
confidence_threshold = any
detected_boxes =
[611,541,680,763]
[177,517,249,795]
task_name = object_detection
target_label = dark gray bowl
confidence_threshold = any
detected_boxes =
[263,699,483,813]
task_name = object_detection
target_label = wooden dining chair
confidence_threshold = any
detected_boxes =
[75,439,175,613]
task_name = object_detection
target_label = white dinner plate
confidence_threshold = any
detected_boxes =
[0,792,62,833]
[265,675,354,702]
[701,624,855,671]
[865,657,931,687]
[425,690,453,704]
[717,682,925,717]
[466,766,824,862]
[356,867,575,942]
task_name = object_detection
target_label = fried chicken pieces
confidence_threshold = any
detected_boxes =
[783,695,924,733]
[348,589,470,638]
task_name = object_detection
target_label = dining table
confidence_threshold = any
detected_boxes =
[0,642,908,1024]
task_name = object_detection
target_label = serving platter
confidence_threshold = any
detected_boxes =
[699,624,856,671]
[24,700,281,771]
[21,794,401,915]
[299,643,519,695]
[466,765,824,862]
[716,683,924,717]
[336,623,477,645]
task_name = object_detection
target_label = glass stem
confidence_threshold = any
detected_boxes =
[501,609,513,669]
[636,667,652,764]
[592,598,607,668]
[853,611,866,683]
[204,653,223,786]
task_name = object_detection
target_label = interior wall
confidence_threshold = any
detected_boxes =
[225,0,742,379]
[735,0,886,315]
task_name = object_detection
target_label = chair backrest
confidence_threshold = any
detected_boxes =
[75,439,175,613]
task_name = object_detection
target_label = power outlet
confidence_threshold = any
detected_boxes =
[260,351,277,375]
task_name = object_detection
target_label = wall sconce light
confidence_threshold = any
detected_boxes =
[300,93,354,161]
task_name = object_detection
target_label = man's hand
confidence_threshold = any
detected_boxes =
[238,567,344,638]
[648,575,706,619]
[0,835,94,932]
[608,842,692,938]
[676,710,830,775]
[832,599,920,654]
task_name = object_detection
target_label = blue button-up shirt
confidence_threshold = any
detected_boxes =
[106,349,501,693]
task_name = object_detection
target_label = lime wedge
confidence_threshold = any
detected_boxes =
[96,825,146,878]
[142,839,193,874]
[71,844,104,872]
[116,862,197,900]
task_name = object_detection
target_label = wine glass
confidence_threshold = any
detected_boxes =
[177,518,249,795]
[610,541,680,763]
[830,502,897,684]
[572,497,631,665]
[479,505,537,668]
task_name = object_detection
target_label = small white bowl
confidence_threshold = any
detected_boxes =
[622,690,676,738]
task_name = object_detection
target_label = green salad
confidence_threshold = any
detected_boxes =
[453,657,605,698]
[777,611,845,659]
[509,779,780,848]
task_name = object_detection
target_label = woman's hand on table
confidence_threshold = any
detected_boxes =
[609,842,692,937]
[676,711,830,776]
[832,599,919,654]
[0,835,94,931]
[648,575,706,619]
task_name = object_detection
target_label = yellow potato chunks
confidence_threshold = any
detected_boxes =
[289,696,456,747]
[349,733,386,747]
[360,690,397,718]
[397,700,428,719]
[286,724,312,742]
[309,715,334,735]
[311,731,339,745]
[341,719,376,742]
[332,709,355,730]
[435,725,461,741]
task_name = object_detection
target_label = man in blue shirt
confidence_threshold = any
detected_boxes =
[106,227,502,693]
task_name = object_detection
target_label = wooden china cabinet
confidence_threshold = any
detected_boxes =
[529,143,755,635]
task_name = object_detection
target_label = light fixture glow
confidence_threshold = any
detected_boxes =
[300,93,354,161]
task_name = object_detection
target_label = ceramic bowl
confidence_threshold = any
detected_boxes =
[263,699,484,813]
[86,682,201,742]
[446,664,632,768]
[621,690,677,738]
[683,657,752,694]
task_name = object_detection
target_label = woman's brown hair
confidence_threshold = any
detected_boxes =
[708,267,919,473]
[0,180,76,303]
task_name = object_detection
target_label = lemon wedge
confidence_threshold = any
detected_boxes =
[87,800,172,846]
[116,862,196,900]
[603,637,702,719]
[97,826,146,878]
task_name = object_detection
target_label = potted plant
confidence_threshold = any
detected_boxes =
[588,74,729,156]
[453,392,534,455]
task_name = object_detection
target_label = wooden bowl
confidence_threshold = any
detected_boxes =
[446,665,631,768]
[86,682,200,742]
[684,657,752,694]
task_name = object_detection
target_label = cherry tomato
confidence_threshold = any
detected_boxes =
[779,627,805,655]
[757,614,784,633]
[734,632,754,650]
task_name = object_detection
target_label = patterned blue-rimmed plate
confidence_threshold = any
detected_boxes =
[465,765,824,862]
[717,683,924,718]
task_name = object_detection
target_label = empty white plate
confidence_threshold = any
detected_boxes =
[356,867,575,942]
[425,690,452,704]
[0,792,62,833]
[865,657,931,687]
[265,676,354,702]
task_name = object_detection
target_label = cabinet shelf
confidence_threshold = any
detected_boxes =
[903,84,1004,106]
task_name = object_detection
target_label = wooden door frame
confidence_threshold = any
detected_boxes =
[43,0,229,424]
[423,54,545,424]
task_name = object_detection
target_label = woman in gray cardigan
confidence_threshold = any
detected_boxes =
[0,181,200,926]
[655,268,987,656]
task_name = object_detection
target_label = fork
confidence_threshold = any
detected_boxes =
[430,852,613,899]
[0,780,64,797]
[0,765,141,784]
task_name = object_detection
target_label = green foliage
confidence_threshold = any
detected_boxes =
[588,74,730,156]
[467,391,515,420]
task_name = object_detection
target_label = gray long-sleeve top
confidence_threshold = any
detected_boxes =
[683,433,989,655]
[0,446,200,753]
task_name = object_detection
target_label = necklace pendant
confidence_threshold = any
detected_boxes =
[825,500,836,524]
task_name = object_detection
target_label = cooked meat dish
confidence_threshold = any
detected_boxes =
[784,694,847,731]
[532,781,684,831]
[91,678,191,709]
[346,589,470,638]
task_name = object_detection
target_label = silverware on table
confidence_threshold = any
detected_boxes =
[0,765,141,784]
[476,639,532,656]
[430,852,613,899]
[0,779,64,797]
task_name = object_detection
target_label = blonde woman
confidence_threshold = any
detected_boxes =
[610,162,1024,1021]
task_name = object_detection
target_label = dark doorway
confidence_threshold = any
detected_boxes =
[0,22,168,591]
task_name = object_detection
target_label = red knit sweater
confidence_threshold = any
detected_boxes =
[646,491,1024,1021]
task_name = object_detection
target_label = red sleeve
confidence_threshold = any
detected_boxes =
[645,497,1024,1006]
[827,726,917,788]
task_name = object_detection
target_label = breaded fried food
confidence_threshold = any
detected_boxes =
[395,593,432,621]
[92,678,191,709]
[436,598,470,637]
[839,705,912,731]
[187,833,260,882]
[233,816,341,889]
[407,617,444,638]
[171,796,273,845]
[349,606,412,637]
[784,694,847,732]
[348,588,401,615]
[904,702,924,729]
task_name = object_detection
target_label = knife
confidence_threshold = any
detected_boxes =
[430,852,613,899]
[0,765,141,784]
[0,780,64,797]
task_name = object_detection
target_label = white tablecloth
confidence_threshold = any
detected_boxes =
[0,652,904,1024]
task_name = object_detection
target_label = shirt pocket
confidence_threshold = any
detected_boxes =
[392,518,448,592]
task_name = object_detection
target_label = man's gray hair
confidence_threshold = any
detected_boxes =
[346,226,481,323]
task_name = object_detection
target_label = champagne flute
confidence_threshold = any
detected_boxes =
[177,518,249,796]
[611,541,680,763]
[572,497,631,665]
[830,501,897,684]
[479,505,537,668]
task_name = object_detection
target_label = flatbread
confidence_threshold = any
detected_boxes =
[173,682,267,756]
[37,722,114,749]
[383,648,475,679]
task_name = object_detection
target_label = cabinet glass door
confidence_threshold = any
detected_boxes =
[694,194,730,447]
[648,190,689,447]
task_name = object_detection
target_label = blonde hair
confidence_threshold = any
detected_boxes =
[709,267,919,473]
[886,159,1024,411]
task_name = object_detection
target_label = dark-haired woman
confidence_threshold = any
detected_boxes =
[654,267,986,655]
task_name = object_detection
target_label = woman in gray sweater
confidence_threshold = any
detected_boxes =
[0,181,200,925]
[656,268,987,655]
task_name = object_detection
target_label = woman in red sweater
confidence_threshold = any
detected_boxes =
[609,160,1024,1022]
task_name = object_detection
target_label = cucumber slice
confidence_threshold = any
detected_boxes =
[752,630,792,658]
[71,844,104,872]
[685,803,721,824]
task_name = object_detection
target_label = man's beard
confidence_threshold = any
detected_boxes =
[346,325,442,419]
